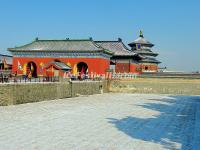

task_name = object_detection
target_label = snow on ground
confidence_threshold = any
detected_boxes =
[0,93,200,150]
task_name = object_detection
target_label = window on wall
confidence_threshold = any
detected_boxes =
[145,66,148,70]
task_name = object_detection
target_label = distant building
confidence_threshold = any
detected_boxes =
[128,31,161,72]
[0,54,13,70]
[8,31,161,77]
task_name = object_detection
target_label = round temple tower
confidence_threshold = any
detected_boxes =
[128,30,161,72]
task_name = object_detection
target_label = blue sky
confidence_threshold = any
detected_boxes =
[0,0,200,72]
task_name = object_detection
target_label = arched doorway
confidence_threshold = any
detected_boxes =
[77,62,88,74]
[145,66,148,70]
[27,62,37,78]
[54,59,61,62]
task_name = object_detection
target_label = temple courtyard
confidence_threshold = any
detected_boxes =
[0,93,200,150]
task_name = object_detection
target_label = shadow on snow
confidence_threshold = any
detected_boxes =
[107,95,200,150]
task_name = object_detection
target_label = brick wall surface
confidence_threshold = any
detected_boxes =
[0,81,105,106]
[71,81,104,97]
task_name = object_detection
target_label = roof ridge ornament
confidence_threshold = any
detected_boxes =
[139,30,144,38]
[118,38,122,42]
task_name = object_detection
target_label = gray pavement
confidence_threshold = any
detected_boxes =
[0,93,200,150]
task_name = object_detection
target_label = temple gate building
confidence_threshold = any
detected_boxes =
[8,38,113,77]
[8,31,161,77]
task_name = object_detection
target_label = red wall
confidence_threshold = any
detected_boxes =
[115,63,141,74]
[141,64,158,72]
[115,63,129,73]
[130,64,142,74]
[12,57,110,75]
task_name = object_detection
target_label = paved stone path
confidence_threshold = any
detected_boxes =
[0,93,200,150]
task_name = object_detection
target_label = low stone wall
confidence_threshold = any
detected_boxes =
[1,78,199,106]
[0,81,105,106]
[0,82,71,106]
[109,78,200,95]
[71,81,104,97]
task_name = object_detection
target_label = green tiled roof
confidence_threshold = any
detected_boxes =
[8,39,105,52]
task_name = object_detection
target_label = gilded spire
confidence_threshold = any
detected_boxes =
[139,30,144,38]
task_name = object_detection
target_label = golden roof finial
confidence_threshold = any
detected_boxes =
[139,30,144,38]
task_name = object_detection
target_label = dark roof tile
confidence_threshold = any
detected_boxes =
[95,41,137,56]
[46,61,71,70]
